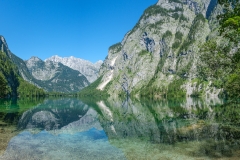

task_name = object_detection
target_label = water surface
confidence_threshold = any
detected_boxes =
[0,97,240,159]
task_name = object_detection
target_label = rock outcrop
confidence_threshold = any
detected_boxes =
[46,55,103,83]
[96,0,219,97]
[25,56,90,92]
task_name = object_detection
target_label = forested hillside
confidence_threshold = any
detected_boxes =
[0,51,45,98]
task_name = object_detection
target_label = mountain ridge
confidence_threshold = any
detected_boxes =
[46,55,103,83]
[81,0,222,99]
[0,36,91,93]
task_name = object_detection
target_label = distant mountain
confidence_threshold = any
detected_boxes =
[46,55,103,83]
[0,35,90,93]
[25,56,90,93]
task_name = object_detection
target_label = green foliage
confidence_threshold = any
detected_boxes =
[218,0,240,43]
[224,68,240,98]
[198,40,232,80]
[176,61,192,77]
[172,6,184,12]
[139,85,167,99]
[78,76,109,98]
[0,72,11,97]
[211,79,224,89]
[139,77,186,99]
[179,14,188,22]
[162,30,173,39]
[175,31,183,40]
[109,42,122,53]
[138,50,151,56]
[172,41,181,49]
[215,101,240,126]
[0,51,46,98]
[143,5,168,20]
[198,38,240,98]
[17,78,45,97]
[128,5,168,36]
[172,31,183,49]
[166,79,186,98]
[190,90,201,97]
[178,14,206,54]
[148,20,164,29]
[172,13,179,20]
[128,4,183,37]
[188,14,205,40]
[169,0,182,3]
[0,51,19,97]
[198,0,240,99]
[46,92,71,97]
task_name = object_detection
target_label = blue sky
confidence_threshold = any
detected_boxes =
[1,0,157,63]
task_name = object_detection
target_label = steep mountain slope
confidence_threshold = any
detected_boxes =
[0,36,45,97]
[91,0,220,98]
[0,35,89,94]
[46,55,103,83]
[25,57,90,93]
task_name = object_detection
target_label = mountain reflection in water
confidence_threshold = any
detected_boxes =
[0,97,240,160]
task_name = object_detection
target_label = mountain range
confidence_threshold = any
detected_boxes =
[0,35,102,94]
[46,55,103,83]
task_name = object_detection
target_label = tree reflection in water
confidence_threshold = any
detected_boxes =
[0,97,240,159]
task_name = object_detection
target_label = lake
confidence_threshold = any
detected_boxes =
[0,97,240,160]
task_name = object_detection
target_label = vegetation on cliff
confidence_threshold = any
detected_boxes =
[0,51,45,98]
[199,0,240,99]
[78,76,109,98]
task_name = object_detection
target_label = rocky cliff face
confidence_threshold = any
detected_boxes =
[97,0,219,98]
[46,55,103,83]
[0,36,10,54]
[25,56,90,92]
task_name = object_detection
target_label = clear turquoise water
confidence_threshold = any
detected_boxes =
[0,97,240,159]
[2,129,126,160]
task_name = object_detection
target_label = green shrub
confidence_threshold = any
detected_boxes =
[148,20,164,29]
[139,77,186,99]
[179,14,188,22]
[128,5,168,36]
[169,0,182,4]
[0,72,11,97]
[162,30,173,39]
[172,31,183,49]
[175,31,183,40]
[172,41,181,49]
[109,42,122,53]
[177,14,206,55]
[190,90,201,97]
[172,13,179,20]
[224,71,240,98]
[78,76,109,98]
[17,78,45,97]
[166,79,186,98]
[143,5,168,19]
[138,50,151,56]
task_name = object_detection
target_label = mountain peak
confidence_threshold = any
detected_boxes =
[29,56,42,61]
[156,0,214,17]
[0,35,9,54]
[45,55,103,83]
